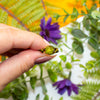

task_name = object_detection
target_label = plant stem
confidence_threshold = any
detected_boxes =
[0,4,29,31]
[41,0,48,15]
[92,91,100,100]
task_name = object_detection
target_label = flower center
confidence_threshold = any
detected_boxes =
[45,29,50,37]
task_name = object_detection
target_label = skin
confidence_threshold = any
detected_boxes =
[0,24,53,91]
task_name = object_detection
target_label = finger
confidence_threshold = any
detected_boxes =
[0,24,49,54]
[0,50,55,91]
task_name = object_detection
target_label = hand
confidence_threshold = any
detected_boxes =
[0,24,55,91]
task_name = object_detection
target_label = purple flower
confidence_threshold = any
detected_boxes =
[40,17,61,44]
[53,79,79,96]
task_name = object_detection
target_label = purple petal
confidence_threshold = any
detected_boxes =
[48,23,60,31]
[72,84,79,94]
[67,87,72,96]
[46,17,52,27]
[53,81,60,86]
[40,31,45,36]
[58,87,67,95]
[40,17,45,30]
[49,30,61,39]
[65,80,72,86]
[49,38,57,44]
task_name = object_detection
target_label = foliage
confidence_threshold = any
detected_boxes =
[0,0,100,100]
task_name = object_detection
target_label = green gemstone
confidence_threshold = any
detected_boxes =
[45,46,55,55]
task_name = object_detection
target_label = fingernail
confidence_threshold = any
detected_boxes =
[35,55,56,64]
[43,39,50,45]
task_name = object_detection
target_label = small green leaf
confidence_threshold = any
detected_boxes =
[48,69,57,82]
[72,38,84,54]
[71,29,87,39]
[91,10,100,19]
[30,76,37,89]
[65,62,72,69]
[59,97,63,100]
[58,62,63,71]
[0,84,11,98]
[12,87,28,100]
[1,56,6,62]
[88,38,98,49]
[44,94,49,100]
[71,8,78,19]
[63,15,69,22]
[41,78,47,94]
[86,61,94,69]
[83,16,90,30]
[63,9,68,14]
[36,94,40,100]
[54,13,61,20]
[59,55,67,62]
[90,51,99,58]
[79,64,86,69]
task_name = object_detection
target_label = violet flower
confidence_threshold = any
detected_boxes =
[40,17,61,44]
[53,79,79,96]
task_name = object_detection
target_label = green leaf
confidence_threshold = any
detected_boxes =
[83,16,90,30]
[63,9,69,14]
[88,38,98,49]
[86,61,94,70]
[12,87,28,100]
[41,78,47,94]
[71,8,78,19]
[72,38,84,54]
[65,62,72,69]
[36,94,40,100]
[90,51,99,58]
[79,64,86,69]
[63,15,69,22]
[0,84,11,98]
[44,94,49,100]
[59,55,67,62]
[71,29,87,39]
[58,62,63,72]
[30,76,37,89]
[48,69,57,82]
[91,10,100,19]
[54,13,60,20]
[59,97,63,100]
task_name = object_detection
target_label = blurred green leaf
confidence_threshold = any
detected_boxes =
[91,10,100,19]
[44,94,49,100]
[65,62,72,69]
[71,29,87,39]
[63,15,69,22]
[79,64,86,69]
[90,51,99,58]
[59,97,63,100]
[12,87,28,100]
[72,38,84,54]
[59,55,67,62]
[48,69,57,82]
[36,94,40,100]
[0,84,11,98]
[1,56,6,62]
[30,76,37,90]
[41,78,47,94]
[86,61,94,70]
[71,8,78,19]
[83,16,90,30]
[54,13,61,20]
[88,37,98,49]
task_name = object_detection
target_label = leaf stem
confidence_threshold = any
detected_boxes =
[0,4,30,31]
[41,0,48,15]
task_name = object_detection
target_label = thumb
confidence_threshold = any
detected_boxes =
[0,50,54,91]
